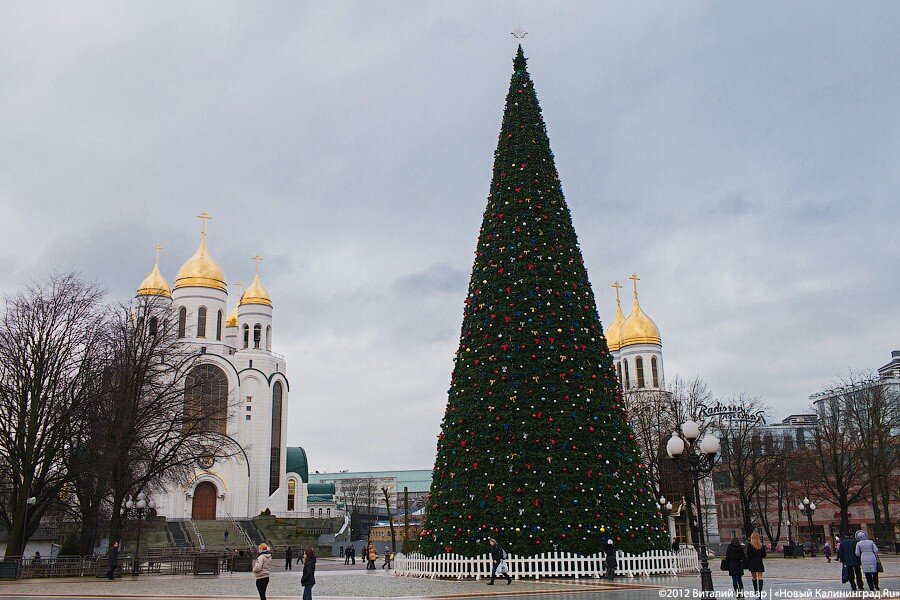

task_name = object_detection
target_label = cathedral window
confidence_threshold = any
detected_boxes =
[269,381,283,496]
[287,479,296,511]
[183,364,228,435]
[310,509,314,517]
[197,307,207,338]
[623,358,630,389]
[616,362,623,390]
[651,356,659,388]
[253,324,262,349]
[149,316,158,336]
[636,356,645,388]
[326,508,331,517]
[243,325,249,349]
[266,325,271,351]
[178,307,187,338]
[216,310,223,341]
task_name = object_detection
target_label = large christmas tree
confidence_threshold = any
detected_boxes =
[420,47,667,557]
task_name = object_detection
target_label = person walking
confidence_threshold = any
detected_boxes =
[837,533,863,591]
[604,539,617,579]
[725,536,746,597]
[344,545,351,565]
[746,532,767,597]
[300,548,317,600]
[285,546,294,571]
[381,551,393,569]
[252,543,272,600]
[224,529,229,543]
[671,539,680,553]
[350,545,356,565]
[106,542,119,580]
[854,530,880,591]
[487,538,511,585]
[823,542,832,563]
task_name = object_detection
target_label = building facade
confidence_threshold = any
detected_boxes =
[133,216,303,520]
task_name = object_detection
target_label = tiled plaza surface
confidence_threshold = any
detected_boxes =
[0,556,896,599]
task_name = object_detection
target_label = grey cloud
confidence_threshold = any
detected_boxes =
[1,2,898,471]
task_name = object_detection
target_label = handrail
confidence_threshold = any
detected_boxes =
[233,520,253,547]
[189,520,205,550]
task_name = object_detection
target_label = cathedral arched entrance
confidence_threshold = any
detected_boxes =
[192,481,217,520]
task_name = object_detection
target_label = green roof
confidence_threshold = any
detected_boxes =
[286,447,309,483]
[307,483,335,495]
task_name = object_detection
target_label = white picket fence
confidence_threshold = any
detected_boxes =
[393,546,699,580]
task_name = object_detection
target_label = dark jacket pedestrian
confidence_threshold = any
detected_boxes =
[747,532,766,597]
[838,534,863,591]
[106,542,119,580]
[854,531,880,591]
[301,549,316,600]
[746,535,766,573]
[604,539,617,579]
[671,540,680,553]
[725,537,745,595]
[285,546,294,571]
[344,545,352,565]
[487,538,511,585]
[350,545,356,564]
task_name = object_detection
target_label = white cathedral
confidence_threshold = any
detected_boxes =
[132,214,322,520]
[605,273,665,392]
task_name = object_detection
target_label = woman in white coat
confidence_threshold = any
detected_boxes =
[854,530,880,591]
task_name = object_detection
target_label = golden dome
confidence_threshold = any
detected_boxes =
[605,282,626,351]
[239,256,272,307]
[136,244,172,298]
[620,274,661,347]
[174,213,227,292]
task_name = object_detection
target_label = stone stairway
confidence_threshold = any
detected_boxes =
[166,521,195,549]
[237,520,267,547]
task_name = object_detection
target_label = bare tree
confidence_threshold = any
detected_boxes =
[71,298,241,549]
[809,387,872,537]
[338,477,379,540]
[0,275,107,558]
[715,394,775,537]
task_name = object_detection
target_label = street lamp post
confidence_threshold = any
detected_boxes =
[787,519,793,548]
[125,493,156,576]
[666,420,720,595]
[659,496,673,544]
[799,498,816,556]
[20,497,37,559]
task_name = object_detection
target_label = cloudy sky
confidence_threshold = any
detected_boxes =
[1,2,897,471]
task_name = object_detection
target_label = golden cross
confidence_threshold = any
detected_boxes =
[252,254,263,274]
[197,211,212,237]
[612,281,622,304]
[153,243,163,266]
[629,273,640,299]
[235,280,244,293]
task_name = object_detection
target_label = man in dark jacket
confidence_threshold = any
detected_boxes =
[605,539,617,579]
[106,542,119,580]
[837,534,863,591]
[487,538,511,585]
[285,546,294,570]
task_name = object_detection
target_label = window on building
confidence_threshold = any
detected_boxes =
[318,508,322,517]
[183,364,228,434]
[636,356,645,388]
[266,325,271,351]
[197,306,207,338]
[253,324,262,349]
[326,508,331,517]
[243,324,249,349]
[617,362,623,390]
[623,359,630,389]
[269,381,283,496]
[148,316,158,336]
[310,509,314,517]
[651,356,659,388]
[287,479,296,511]
[177,306,187,338]
[216,310,223,341]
